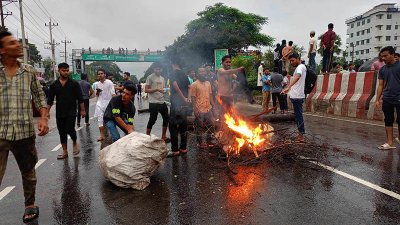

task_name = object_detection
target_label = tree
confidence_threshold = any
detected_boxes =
[86,61,123,83]
[28,43,42,65]
[42,57,52,80]
[164,3,273,70]
[317,34,342,57]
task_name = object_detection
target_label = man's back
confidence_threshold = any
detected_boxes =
[322,29,335,48]
[282,46,293,60]
[270,73,284,93]
[78,80,91,99]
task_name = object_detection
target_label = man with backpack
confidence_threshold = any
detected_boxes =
[282,52,307,142]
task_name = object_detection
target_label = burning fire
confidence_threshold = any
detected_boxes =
[223,113,273,157]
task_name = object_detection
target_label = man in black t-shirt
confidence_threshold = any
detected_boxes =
[168,59,190,157]
[103,85,137,143]
[116,72,134,93]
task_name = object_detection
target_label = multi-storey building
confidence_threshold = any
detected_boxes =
[345,3,399,62]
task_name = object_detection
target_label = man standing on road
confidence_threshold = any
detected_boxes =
[274,44,281,71]
[308,31,317,72]
[145,63,169,141]
[0,31,49,223]
[103,85,136,143]
[47,63,86,160]
[136,82,142,100]
[270,69,285,113]
[278,40,287,74]
[282,52,307,142]
[257,61,264,90]
[282,41,293,73]
[168,58,191,157]
[375,46,400,150]
[116,72,134,93]
[77,73,93,127]
[191,67,215,149]
[261,68,272,110]
[94,69,115,141]
[322,23,336,73]
[217,55,244,114]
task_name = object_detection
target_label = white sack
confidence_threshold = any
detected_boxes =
[99,132,167,190]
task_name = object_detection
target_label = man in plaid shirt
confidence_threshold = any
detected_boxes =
[0,31,49,223]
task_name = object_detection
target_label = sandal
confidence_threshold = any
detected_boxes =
[23,206,39,223]
[378,143,396,150]
[167,151,180,157]
[57,153,68,160]
[73,149,80,157]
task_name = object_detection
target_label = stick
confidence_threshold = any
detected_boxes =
[248,107,277,120]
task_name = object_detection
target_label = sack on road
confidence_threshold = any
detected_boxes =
[99,132,167,190]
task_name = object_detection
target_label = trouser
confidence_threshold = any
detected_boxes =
[137,90,142,98]
[169,106,188,152]
[291,98,305,134]
[278,60,283,74]
[281,94,288,110]
[262,91,271,110]
[56,116,77,144]
[105,120,128,142]
[282,60,290,73]
[219,95,234,114]
[274,60,280,72]
[147,103,169,129]
[308,52,316,72]
[0,136,38,206]
[382,100,400,127]
[195,111,214,144]
[322,49,333,73]
[77,99,90,125]
[272,92,285,111]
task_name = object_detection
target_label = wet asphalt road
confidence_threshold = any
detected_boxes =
[0,99,400,225]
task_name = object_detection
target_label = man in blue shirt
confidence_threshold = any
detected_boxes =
[261,68,272,110]
[375,46,400,150]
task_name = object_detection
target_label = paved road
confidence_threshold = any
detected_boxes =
[0,99,399,224]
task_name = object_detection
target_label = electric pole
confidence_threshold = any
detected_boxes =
[45,18,59,80]
[350,43,355,63]
[61,39,71,63]
[17,0,28,63]
[0,0,15,30]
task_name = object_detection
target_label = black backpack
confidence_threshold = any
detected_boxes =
[304,65,317,94]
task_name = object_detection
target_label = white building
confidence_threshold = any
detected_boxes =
[345,3,399,62]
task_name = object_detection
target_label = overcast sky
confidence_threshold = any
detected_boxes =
[4,0,390,78]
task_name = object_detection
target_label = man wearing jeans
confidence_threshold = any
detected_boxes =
[375,46,400,150]
[282,52,307,142]
[103,85,136,143]
[308,31,317,72]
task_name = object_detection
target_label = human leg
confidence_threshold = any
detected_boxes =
[291,98,305,134]
[309,52,316,72]
[179,113,188,152]
[76,103,81,126]
[169,113,179,154]
[146,103,159,135]
[84,99,90,124]
[56,118,69,158]
[159,103,170,140]
[105,120,121,143]
[0,140,10,186]
[262,91,268,110]
[272,93,279,112]
[66,116,79,155]
[382,100,395,146]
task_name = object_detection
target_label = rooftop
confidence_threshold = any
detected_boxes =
[345,3,398,24]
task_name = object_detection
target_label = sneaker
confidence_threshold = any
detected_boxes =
[167,151,180,157]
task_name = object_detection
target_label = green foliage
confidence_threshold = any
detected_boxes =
[42,57,52,80]
[262,50,274,70]
[231,56,258,90]
[86,61,123,83]
[164,3,273,70]
[130,75,139,84]
[317,34,342,57]
[28,43,42,65]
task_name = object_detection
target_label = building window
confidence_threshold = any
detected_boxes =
[362,20,365,25]
[395,36,398,41]
[367,28,370,33]
[395,25,399,30]
[361,40,365,45]
[361,50,364,54]
[366,49,369,54]
[356,41,360,45]
[357,31,360,36]
[387,14,392,19]
[386,36,391,41]
[361,30,365,35]
[387,25,392,30]
[351,23,354,28]
[356,51,359,55]
[357,21,360,26]
[366,39,370,44]
[367,18,370,23]
[350,33,353,38]
[377,14,383,19]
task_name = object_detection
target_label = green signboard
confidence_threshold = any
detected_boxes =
[214,49,229,70]
[71,73,81,80]
[82,54,163,62]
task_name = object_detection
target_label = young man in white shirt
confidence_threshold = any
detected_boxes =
[282,52,306,142]
[308,31,317,72]
[94,69,116,141]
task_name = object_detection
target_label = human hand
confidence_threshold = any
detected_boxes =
[127,128,134,134]
[375,99,380,109]
[158,88,164,93]
[38,117,49,136]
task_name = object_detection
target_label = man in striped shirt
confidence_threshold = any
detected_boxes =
[0,31,48,223]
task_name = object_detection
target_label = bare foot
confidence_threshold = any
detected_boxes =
[73,144,80,156]
[97,137,104,142]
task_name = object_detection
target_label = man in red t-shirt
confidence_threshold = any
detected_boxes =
[322,23,336,74]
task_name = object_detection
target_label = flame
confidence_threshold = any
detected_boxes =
[223,113,272,157]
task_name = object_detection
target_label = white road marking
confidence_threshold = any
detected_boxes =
[89,117,94,120]
[301,156,400,200]
[76,127,83,131]
[35,159,46,169]
[51,144,61,152]
[0,186,15,201]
